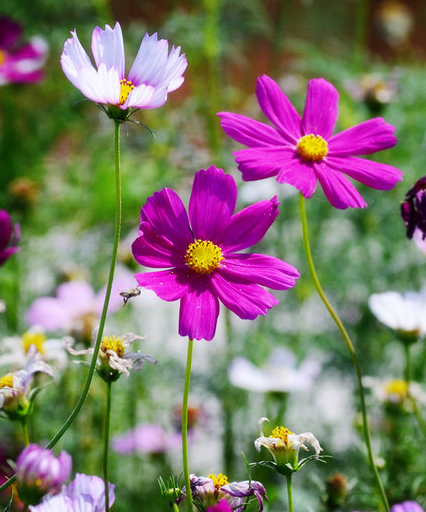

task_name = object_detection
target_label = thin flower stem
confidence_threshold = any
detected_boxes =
[172,502,180,512]
[404,343,411,384]
[298,193,389,512]
[22,419,29,446]
[182,338,194,512]
[104,381,112,512]
[0,121,122,497]
[404,343,426,439]
[285,474,294,512]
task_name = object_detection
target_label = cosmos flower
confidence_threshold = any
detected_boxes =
[0,209,20,267]
[219,75,402,209]
[179,473,266,512]
[390,502,425,512]
[112,423,181,455]
[60,22,187,115]
[132,166,299,341]
[401,175,426,250]
[228,347,321,393]
[0,17,47,85]
[30,473,115,512]
[16,444,72,505]
[368,290,426,340]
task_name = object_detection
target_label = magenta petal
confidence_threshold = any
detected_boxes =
[141,188,193,252]
[315,162,367,209]
[301,78,338,139]
[222,254,300,290]
[178,277,219,341]
[0,17,22,50]
[218,112,285,147]
[326,156,403,190]
[189,166,237,240]
[276,158,318,197]
[328,117,397,156]
[132,222,186,268]
[234,146,295,181]
[211,272,278,320]
[135,268,190,301]
[256,75,302,143]
[0,210,12,249]
[219,197,279,252]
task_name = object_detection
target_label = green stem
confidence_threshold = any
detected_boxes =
[172,502,180,512]
[285,474,294,512]
[404,343,426,439]
[403,344,411,384]
[104,381,112,512]
[0,120,122,495]
[298,194,389,512]
[182,338,194,512]
[22,419,29,446]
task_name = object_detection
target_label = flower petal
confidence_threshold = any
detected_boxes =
[189,166,237,240]
[314,162,367,209]
[60,30,94,89]
[326,156,403,190]
[234,146,295,181]
[76,64,120,104]
[328,117,397,156]
[0,210,12,249]
[123,83,155,109]
[211,272,279,320]
[178,277,219,341]
[141,188,193,252]
[276,158,318,198]
[218,111,285,147]
[301,78,338,139]
[91,22,124,78]
[219,197,279,252]
[135,268,190,301]
[256,74,302,143]
[222,254,299,290]
[26,297,72,331]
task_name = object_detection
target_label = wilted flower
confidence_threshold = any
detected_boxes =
[179,473,266,512]
[254,417,322,474]
[368,290,426,342]
[228,347,321,393]
[26,272,134,339]
[61,22,187,119]
[67,331,155,381]
[324,473,348,511]
[30,473,115,512]
[219,75,402,209]
[0,346,53,421]
[132,166,299,341]
[16,444,72,505]
[112,423,181,455]
[0,209,20,267]
[0,16,47,85]
[401,176,426,244]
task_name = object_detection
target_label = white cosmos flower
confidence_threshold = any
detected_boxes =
[368,290,426,337]
[60,22,187,111]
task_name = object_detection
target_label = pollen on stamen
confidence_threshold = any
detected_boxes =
[22,331,46,354]
[0,374,14,388]
[100,335,125,358]
[297,134,328,162]
[209,473,229,491]
[119,79,135,105]
[185,239,223,275]
[270,425,294,442]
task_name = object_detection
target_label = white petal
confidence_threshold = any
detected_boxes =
[60,30,94,88]
[91,22,125,78]
[76,64,120,104]
[122,83,155,109]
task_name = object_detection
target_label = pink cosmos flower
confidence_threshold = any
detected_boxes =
[60,21,187,111]
[0,17,47,85]
[218,75,403,209]
[0,209,20,266]
[132,166,299,341]
[112,423,181,455]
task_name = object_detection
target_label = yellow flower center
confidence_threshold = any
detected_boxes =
[0,374,13,388]
[185,239,223,275]
[209,473,229,491]
[297,134,328,162]
[100,335,125,358]
[0,49,6,66]
[270,425,294,442]
[119,79,135,105]
[385,379,408,401]
[22,331,46,354]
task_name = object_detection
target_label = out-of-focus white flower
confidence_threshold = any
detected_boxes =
[368,290,426,340]
[363,376,426,406]
[228,347,320,393]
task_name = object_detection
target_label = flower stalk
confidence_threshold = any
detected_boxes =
[182,338,194,512]
[104,381,112,512]
[298,193,389,512]
[285,474,294,512]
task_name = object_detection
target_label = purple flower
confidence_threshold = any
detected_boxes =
[218,75,403,209]
[207,499,233,512]
[401,176,426,240]
[61,22,187,112]
[0,209,20,267]
[0,17,47,85]
[131,166,300,341]
[391,502,425,512]
[112,423,181,455]
[30,473,115,512]
[16,444,72,505]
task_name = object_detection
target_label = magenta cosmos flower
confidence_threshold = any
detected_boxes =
[219,75,403,209]
[0,17,47,85]
[132,166,299,341]
[60,21,187,113]
[0,209,20,266]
